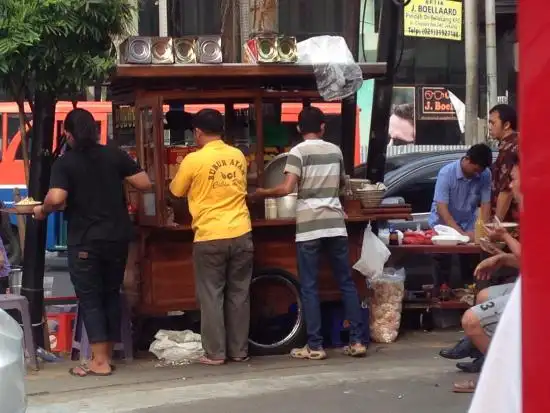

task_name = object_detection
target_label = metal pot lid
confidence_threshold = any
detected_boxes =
[263,153,297,192]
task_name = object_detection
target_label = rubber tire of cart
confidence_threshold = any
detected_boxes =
[248,268,307,356]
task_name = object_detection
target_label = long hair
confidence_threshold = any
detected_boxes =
[64,108,99,151]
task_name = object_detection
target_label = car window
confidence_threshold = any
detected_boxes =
[390,179,436,213]
[386,161,449,213]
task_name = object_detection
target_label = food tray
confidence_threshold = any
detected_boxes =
[0,207,36,215]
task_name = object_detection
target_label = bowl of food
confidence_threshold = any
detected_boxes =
[485,222,518,230]
[349,179,371,193]
[355,188,385,208]
[479,237,506,252]
[354,182,387,208]
[14,197,42,214]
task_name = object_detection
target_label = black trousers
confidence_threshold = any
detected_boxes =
[68,241,129,344]
[432,254,478,288]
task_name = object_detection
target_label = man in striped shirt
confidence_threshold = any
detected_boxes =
[255,107,366,360]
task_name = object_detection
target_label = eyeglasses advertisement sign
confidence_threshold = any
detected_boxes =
[418,86,458,120]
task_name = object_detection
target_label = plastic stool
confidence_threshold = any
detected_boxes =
[0,294,38,370]
[71,294,133,362]
[47,312,76,353]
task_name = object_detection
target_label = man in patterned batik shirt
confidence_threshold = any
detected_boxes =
[254,107,366,360]
[488,104,519,222]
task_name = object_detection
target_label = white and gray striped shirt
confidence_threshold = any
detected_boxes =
[284,139,347,242]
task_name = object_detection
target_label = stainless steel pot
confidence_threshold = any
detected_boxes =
[276,193,297,218]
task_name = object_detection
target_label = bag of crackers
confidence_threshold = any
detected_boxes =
[368,267,406,344]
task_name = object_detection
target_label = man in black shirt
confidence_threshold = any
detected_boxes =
[33,109,151,376]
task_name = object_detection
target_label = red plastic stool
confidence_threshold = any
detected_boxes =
[46,312,76,353]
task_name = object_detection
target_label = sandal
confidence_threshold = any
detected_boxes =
[290,345,327,360]
[198,356,226,366]
[69,365,112,377]
[229,356,250,362]
[343,343,367,358]
[453,379,477,393]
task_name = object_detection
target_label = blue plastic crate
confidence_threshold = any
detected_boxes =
[323,304,370,348]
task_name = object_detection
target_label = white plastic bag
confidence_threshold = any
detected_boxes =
[297,35,363,101]
[353,223,391,278]
[433,224,470,243]
[149,329,204,365]
[369,267,406,343]
[0,309,26,413]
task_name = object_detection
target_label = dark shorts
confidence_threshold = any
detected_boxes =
[68,241,129,343]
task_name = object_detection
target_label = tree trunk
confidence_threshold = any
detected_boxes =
[14,99,31,188]
[21,91,56,349]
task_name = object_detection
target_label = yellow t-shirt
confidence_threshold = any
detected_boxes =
[169,140,251,242]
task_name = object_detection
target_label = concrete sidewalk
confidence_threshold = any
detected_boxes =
[26,331,476,413]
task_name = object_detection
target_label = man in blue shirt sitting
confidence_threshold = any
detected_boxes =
[429,143,493,294]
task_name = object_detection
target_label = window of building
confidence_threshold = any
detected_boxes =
[139,0,160,36]
[279,0,345,41]
[167,0,222,37]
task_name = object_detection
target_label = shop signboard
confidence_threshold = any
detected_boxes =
[417,86,457,120]
[404,0,463,41]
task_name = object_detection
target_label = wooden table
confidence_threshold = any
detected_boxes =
[389,243,482,255]
[389,244,480,312]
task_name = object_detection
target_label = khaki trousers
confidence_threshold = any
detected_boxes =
[193,232,254,360]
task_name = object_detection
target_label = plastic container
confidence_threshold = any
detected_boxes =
[8,269,22,295]
[265,198,277,219]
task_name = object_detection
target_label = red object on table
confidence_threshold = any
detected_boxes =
[402,229,436,245]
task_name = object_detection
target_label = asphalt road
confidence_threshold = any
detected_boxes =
[26,331,475,413]
[135,372,471,413]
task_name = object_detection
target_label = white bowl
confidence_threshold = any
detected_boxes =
[431,235,460,246]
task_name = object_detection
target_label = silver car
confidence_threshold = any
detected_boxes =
[0,309,26,413]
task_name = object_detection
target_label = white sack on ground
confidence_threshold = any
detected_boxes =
[149,329,204,364]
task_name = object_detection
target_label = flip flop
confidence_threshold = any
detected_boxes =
[229,356,250,362]
[69,365,112,377]
[453,379,477,393]
[198,356,226,366]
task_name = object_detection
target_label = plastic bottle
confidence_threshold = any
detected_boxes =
[265,198,277,219]
[389,226,399,246]
[474,207,486,244]
[439,283,451,301]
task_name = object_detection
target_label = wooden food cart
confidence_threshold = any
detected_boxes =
[110,63,413,353]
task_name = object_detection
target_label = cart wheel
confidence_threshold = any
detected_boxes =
[248,268,306,356]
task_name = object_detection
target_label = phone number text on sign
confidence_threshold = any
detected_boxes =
[404,0,463,41]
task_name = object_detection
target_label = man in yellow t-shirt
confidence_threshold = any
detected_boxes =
[170,109,253,365]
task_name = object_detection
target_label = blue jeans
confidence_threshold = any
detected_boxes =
[296,236,364,350]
